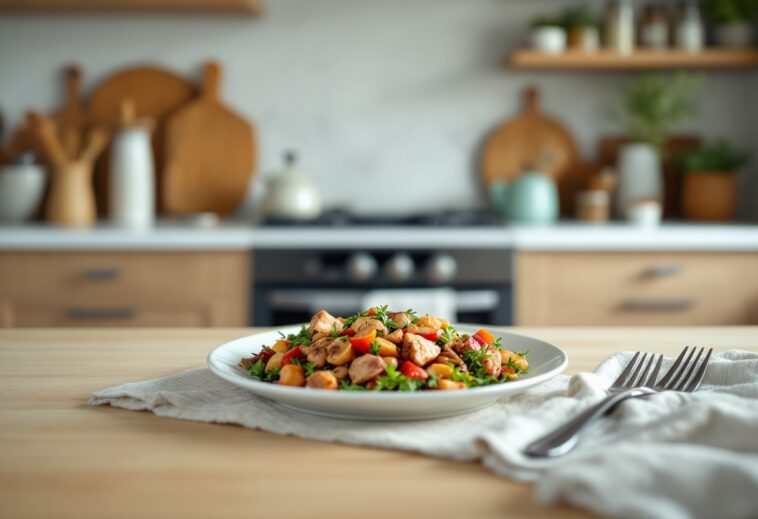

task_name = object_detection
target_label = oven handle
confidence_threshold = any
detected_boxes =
[266,290,501,314]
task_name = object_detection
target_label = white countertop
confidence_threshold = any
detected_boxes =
[2,221,758,251]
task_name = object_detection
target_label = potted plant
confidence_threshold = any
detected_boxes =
[680,140,750,221]
[615,74,700,219]
[530,15,567,54]
[562,6,600,51]
[705,0,758,47]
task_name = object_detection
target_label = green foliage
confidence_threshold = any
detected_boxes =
[680,140,750,172]
[374,364,425,392]
[705,0,758,23]
[285,326,312,348]
[562,6,600,29]
[619,73,701,151]
[339,380,368,391]
[531,15,564,28]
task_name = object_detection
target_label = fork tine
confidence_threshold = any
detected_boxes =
[666,346,698,390]
[624,352,649,389]
[671,347,705,391]
[642,355,663,387]
[634,353,657,387]
[611,351,640,389]
[683,348,713,392]
[655,346,689,389]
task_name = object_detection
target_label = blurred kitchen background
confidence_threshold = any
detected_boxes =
[1,0,757,328]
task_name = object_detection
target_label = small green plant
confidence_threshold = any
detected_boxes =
[619,73,702,151]
[531,15,564,28]
[680,140,750,172]
[562,6,600,30]
[705,0,758,23]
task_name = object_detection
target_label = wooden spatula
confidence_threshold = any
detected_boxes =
[163,61,256,215]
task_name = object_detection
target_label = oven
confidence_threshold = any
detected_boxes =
[252,248,513,326]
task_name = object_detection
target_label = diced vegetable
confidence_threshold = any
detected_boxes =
[279,364,305,387]
[366,307,378,316]
[426,363,454,379]
[474,328,495,346]
[437,379,466,390]
[265,352,284,373]
[271,339,290,353]
[306,370,338,390]
[400,360,429,381]
[349,329,377,354]
[374,337,399,357]
[281,346,305,366]
[418,329,442,341]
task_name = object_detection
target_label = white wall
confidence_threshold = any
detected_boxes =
[0,0,755,217]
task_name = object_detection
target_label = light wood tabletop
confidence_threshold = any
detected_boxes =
[2,327,757,519]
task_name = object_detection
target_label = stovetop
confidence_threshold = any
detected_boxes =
[262,209,503,228]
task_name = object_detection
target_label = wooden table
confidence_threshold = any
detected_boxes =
[2,327,757,519]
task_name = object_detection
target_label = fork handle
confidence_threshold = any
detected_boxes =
[523,387,655,458]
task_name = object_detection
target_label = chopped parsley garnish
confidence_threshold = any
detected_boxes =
[291,358,317,377]
[374,364,425,392]
[369,341,381,355]
[285,325,312,348]
[248,359,266,380]
[339,380,368,391]
[437,326,456,345]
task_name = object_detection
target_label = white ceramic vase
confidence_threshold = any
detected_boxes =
[0,162,46,223]
[616,143,664,220]
[109,127,155,230]
[530,27,567,54]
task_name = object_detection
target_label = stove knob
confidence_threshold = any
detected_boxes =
[346,253,378,282]
[385,254,414,282]
[426,253,457,284]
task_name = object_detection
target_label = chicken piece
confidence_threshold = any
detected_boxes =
[389,312,413,328]
[307,343,328,368]
[437,379,466,390]
[308,310,339,335]
[405,325,436,336]
[402,333,441,367]
[326,337,355,366]
[453,336,483,355]
[435,346,468,373]
[384,329,403,344]
[482,346,502,378]
[415,315,442,330]
[349,354,386,384]
[350,316,388,337]
[306,370,338,390]
[332,366,349,381]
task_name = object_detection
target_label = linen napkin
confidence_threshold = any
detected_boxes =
[89,350,758,519]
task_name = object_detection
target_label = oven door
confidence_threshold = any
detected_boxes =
[253,287,511,327]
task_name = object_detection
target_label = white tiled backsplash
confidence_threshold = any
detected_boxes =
[0,0,756,217]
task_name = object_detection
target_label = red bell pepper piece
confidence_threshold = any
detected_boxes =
[349,329,377,355]
[340,328,356,337]
[400,360,428,381]
[419,329,442,341]
[281,346,305,366]
[366,307,378,316]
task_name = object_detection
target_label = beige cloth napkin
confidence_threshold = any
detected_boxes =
[90,350,758,519]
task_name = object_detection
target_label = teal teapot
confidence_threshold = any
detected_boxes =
[489,168,559,225]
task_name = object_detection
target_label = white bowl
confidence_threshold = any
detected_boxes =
[530,27,567,54]
[208,324,568,421]
[0,165,47,223]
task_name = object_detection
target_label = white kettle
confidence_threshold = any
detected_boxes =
[263,151,322,220]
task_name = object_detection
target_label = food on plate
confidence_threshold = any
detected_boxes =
[239,307,529,392]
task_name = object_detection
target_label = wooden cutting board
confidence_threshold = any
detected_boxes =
[163,61,255,215]
[481,87,579,212]
[88,65,196,214]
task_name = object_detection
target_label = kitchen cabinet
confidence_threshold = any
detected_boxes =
[516,251,758,326]
[0,0,263,15]
[0,251,250,327]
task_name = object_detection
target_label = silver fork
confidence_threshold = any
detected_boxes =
[523,346,713,458]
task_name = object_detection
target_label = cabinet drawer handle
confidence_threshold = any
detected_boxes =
[82,268,121,281]
[66,308,136,320]
[621,299,694,311]
[646,265,683,278]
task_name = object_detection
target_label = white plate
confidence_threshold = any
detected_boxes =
[207,325,568,421]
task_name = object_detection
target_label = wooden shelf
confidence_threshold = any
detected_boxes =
[508,49,758,70]
[0,0,264,15]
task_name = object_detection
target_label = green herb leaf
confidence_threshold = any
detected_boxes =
[339,380,368,391]
[369,341,381,355]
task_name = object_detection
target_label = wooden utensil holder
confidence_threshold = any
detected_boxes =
[46,161,97,227]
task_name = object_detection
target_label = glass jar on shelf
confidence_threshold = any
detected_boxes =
[605,0,636,54]
[674,0,704,53]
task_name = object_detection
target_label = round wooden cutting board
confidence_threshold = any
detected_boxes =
[481,87,579,189]
[88,65,197,214]
[163,61,255,215]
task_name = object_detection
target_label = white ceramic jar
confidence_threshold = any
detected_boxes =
[530,27,567,54]
[109,126,155,230]
[0,158,47,223]
[616,143,664,220]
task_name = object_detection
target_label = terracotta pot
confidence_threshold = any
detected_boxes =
[46,162,97,227]
[682,171,737,221]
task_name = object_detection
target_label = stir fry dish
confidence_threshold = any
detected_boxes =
[239,307,529,391]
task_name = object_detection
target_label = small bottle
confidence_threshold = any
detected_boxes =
[605,0,636,54]
[109,99,155,230]
[640,2,669,49]
[675,0,704,52]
